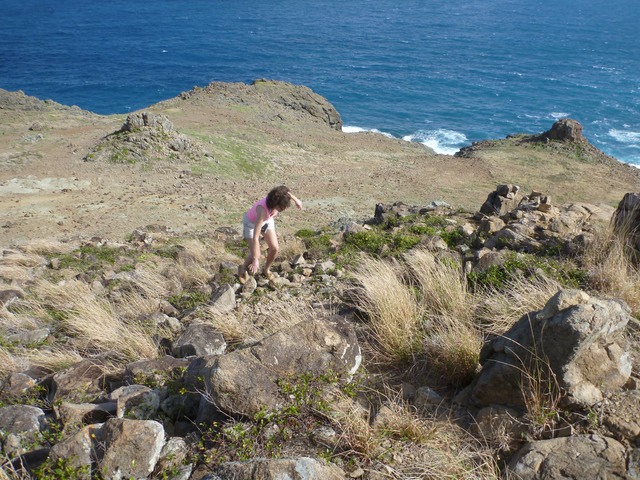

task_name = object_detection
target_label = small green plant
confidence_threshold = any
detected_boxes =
[409,224,437,235]
[168,290,209,311]
[0,383,49,409]
[51,245,123,271]
[110,146,136,164]
[295,230,334,259]
[294,228,317,238]
[31,457,90,479]
[343,230,390,256]
[467,251,587,292]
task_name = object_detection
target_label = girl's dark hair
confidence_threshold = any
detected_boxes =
[266,185,291,211]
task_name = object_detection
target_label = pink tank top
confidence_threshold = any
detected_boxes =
[246,196,278,223]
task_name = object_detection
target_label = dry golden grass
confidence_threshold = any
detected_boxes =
[476,275,561,335]
[0,462,23,480]
[352,256,422,363]
[327,389,499,479]
[406,249,481,383]
[109,266,174,320]
[0,265,32,283]
[16,238,76,256]
[0,251,46,268]
[405,248,473,321]
[420,316,483,388]
[158,238,220,291]
[0,347,28,378]
[324,389,380,459]
[583,222,640,313]
[25,347,84,373]
[32,279,158,361]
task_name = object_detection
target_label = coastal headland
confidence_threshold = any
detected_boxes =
[1,79,638,244]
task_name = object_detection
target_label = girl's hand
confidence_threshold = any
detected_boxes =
[288,192,303,210]
[248,258,260,274]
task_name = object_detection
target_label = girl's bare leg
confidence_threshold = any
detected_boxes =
[262,229,280,275]
[238,242,252,284]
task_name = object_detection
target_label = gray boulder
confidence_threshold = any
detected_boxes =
[202,318,362,417]
[173,323,226,358]
[507,434,628,479]
[50,418,165,479]
[99,418,165,479]
[0,405,45,455]
[538,118,586,143]
[479,184,520,217]
[124,356,191,386]
[210,284,236,313]
[110,385,160,420]
[50,423,104,476]
[213,457,346,480]
[2,373,36,398]
[49,358,109,402]
[154,437,192,480]
[56,401,116,428]
[468,290,632,409]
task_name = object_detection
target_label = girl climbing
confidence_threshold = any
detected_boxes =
[238,185,302,283]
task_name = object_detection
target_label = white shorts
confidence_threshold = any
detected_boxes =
[243,213,275,240]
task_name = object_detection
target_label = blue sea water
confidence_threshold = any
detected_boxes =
[1,0,639,164]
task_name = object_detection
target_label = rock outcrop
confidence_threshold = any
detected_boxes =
[474,184,613,254]
[193,317,361,418]
[535,118,586,143]
[467,289,632,409]
[178,79,343,131]
[479,184,521,217]
[84,112,210,164]
[507,435,628,480]
[613,192,640,252]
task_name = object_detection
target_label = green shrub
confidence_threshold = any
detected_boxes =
[294,228,317,238]
[52,245,122,270]
[344,230,391,256]
[468,252,587,292]
[168,290,209,311]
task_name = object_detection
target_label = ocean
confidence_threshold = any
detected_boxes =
[1,0,639,164]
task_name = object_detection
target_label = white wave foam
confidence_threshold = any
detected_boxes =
[609,129,640,147]
[342,125,394,138]
[549,112,570,120]
[403,129,468,155]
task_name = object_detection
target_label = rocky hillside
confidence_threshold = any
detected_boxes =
[1,81,640,479]
[1,185,640,479]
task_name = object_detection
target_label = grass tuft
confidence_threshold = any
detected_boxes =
[32,279,158,361]
[351,256,422,364]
